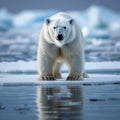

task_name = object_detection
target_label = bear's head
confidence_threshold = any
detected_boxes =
[44,13,76,47]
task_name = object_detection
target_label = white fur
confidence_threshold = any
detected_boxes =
[37,12,88,80]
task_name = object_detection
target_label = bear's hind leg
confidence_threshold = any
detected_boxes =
[53,62,62,79]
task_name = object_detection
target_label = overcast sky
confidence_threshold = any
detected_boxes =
[0,0,120,13]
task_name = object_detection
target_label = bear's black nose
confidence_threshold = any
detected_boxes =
[57,34,63,41]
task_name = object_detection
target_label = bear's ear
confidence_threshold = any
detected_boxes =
[69,19,74,25]
[45,18,50,25]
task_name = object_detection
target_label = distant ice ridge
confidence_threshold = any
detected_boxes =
[75,5,120,28]
[0,5,120,31]
[13,10,57,29]
[0,9,57,30]
[0,9,13,31]
[68,6,120,38]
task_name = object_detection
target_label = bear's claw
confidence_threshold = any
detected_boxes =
[67,73,87,81]
[67,72,88,81]
[67,75,83,81]
[41,76,55,81]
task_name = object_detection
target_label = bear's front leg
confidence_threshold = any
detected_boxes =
[66,55,85,80]
[38,55,55,81]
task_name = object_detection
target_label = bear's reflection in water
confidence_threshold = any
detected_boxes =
[37,86,83,120]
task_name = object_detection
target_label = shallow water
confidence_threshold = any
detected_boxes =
[0,85,120,120]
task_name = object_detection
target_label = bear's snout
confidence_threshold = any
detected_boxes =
[57,34,64,41]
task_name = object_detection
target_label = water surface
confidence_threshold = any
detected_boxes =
[0,85,120,120]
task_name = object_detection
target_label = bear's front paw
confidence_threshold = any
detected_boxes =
[39,75,55,81]
[67,74,83,81]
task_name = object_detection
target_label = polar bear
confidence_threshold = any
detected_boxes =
[37,12,88,80]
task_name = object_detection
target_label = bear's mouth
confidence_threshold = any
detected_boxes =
[57,34,64,41]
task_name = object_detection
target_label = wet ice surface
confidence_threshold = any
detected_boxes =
[0,85,120,120]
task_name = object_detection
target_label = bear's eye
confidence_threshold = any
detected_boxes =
[53,27,56,29]
[63,27,66,29]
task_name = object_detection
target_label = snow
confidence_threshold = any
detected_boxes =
[0,61,120,74]
[0,61,119,85]
[0,61,37,73]
[0,74,120,86]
